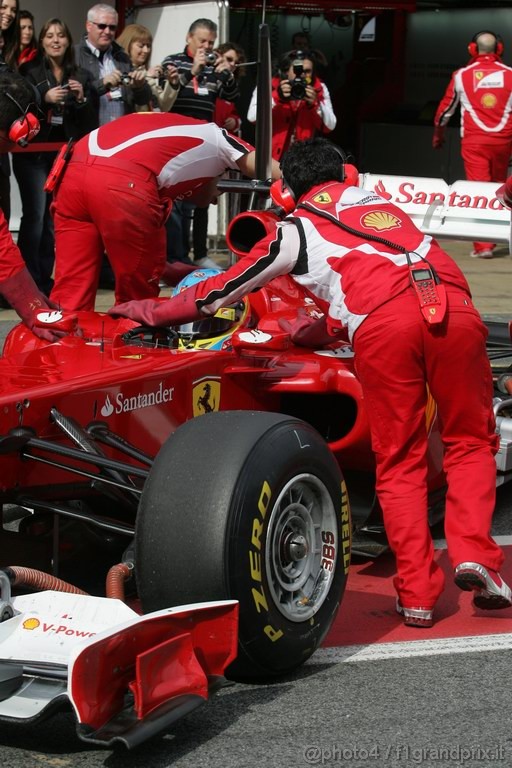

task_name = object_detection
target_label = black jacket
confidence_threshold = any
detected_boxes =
[20,55,97,142]
[74,37,152,124]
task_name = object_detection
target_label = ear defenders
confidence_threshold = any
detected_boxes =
[270,145,359,215]
[468,31,503,58]
[269,178,296,213]
[5,92,40,147]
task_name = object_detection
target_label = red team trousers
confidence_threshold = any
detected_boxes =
[353,286,502,609]
[51,157,168,311]
[461,139,512,253]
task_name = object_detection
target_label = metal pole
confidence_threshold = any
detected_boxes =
[255,23,272,186]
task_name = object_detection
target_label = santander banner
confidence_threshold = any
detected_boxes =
[360,174,510,243]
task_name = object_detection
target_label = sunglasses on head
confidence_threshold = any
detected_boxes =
[91,21,117,32]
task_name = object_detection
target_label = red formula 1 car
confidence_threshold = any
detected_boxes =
[0,212,511,748]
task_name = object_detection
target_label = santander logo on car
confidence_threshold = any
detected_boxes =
[100,382,175,417]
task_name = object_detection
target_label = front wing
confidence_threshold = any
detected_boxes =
[0,591,238,748]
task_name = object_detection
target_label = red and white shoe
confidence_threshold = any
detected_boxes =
[454,562,512,610]
[470,249,494,259]
[396,600,434,628]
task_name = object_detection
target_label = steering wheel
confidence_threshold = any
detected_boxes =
[121,325,179,349]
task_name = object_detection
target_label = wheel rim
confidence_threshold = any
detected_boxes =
[265,473,338,622]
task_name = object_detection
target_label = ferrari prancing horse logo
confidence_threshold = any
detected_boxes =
[193,377,221,416]
[312,192,333,204]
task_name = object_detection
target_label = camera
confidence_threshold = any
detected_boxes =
[289,54,307,100]
[278,51,309,101]
[121,72,132,86]
[205,51,217,65]
[59,82,77,105]
[289,78,307,100]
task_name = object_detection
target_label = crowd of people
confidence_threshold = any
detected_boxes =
[0,3,338,300]
[0,7,510,298]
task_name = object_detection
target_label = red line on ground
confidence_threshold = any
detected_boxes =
[324,548,512,647]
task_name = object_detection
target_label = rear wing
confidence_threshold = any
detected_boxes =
[360,174,511,251]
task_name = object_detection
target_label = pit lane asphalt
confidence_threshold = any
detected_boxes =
[0,242,511,768]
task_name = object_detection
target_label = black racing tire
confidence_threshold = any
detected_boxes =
[135,411,351,681]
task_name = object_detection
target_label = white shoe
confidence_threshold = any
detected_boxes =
[454,562,512,610]
[396,600,434,628]
[194,256,220,269]
[470,249,494,259]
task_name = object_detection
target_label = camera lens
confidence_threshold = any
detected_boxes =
[290,79,306,100]
[121,73,131,86]
[205,52,217,65]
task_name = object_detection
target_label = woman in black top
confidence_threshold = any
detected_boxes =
[14,17,96,293]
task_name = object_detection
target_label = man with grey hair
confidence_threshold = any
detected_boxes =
[433,30,512,259]
[162,18,237,123]
[75,3,151,126]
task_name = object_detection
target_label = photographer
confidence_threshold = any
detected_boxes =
[116,23,180,113]
[14,17,96,295]
[247,50,336,161]
[213,42,246,134]
[161,18,238,123]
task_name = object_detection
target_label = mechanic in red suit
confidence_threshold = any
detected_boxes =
[50,112,279,311]
[433,31,512,259]
[0,72,61,342]
[111,137,510,628]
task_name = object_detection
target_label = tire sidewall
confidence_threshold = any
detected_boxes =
[135,412,351,679]
[222,420,350,677]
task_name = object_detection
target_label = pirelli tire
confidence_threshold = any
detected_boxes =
[135,410,351,681]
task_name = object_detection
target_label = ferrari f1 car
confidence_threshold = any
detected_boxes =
[0,214,511,749]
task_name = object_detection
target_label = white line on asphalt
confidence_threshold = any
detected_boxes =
[311,633,512,664]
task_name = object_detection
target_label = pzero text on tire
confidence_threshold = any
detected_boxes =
[136,411,351,680]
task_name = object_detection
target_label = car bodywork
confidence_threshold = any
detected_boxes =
[2,132,512,745]
[0,265,510,746]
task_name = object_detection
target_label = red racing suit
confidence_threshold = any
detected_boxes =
[50,112,254,311]
[269,76,333,161]
[434,52,512,252]
[0,209,62,340]
[0,208,25,282]
[247,77,336,161]
[130,182,501,609]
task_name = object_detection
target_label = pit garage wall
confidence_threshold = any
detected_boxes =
[359,8,512,181]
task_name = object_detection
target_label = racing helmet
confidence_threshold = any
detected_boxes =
[172,268,249,350]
